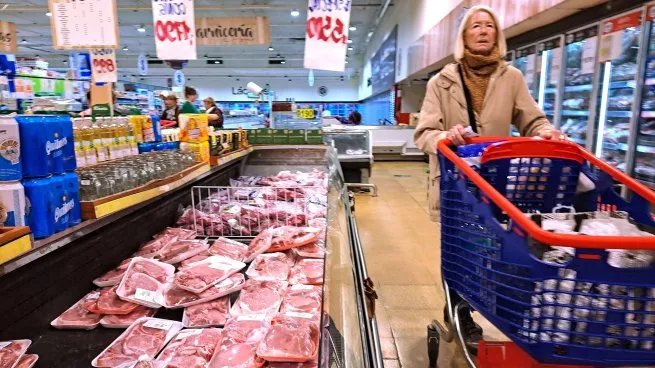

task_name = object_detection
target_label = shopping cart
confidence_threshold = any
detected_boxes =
[426,137,655,368]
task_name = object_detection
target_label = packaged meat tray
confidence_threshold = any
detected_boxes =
[179,251,211,269]
[51,290,103,330]
[266,227,321,253]
[100,306,158,329]
[154,328,222,368]
[265,360,318,368]
[173,255,246,293]
[182,296,230,328]
[280,285,323,317]
[155,239,210,264]
[230,280,288,317]
[162,273,246,309]
[93,258,134,287]
[244,229,274,263]
[0,340,31,368]
[256,314,320,363]
[14,354,38,368]
[116,258,175,308]
[86,286,140,315]
[289,259,324,285]
[245,253,291,281]
[155,227,197,240]
[208,315,271,368]
[208,237,249,262]
[293,242,325,259]
[92,318,183,368]
[133,234,179,258]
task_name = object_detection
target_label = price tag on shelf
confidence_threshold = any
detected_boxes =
[151,0,197,60]
[90,48,117,83]
[581,36,597,74]
[134,288,157,304]
[297,108,315,119]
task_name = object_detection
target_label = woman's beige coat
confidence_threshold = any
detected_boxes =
[414,61,554,221]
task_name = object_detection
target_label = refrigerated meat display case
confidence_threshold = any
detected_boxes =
[322,128,373,184]
[558,24,601,147]
[537,36,564,126]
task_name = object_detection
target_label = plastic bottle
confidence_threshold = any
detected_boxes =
[91,123,106,162]
[73,125,85,168]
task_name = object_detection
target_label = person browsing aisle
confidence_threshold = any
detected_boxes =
[203,97,224,128]
[180,86,200,114]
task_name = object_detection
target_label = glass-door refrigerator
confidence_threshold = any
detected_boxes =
[594,9,644,172]
[558,25,600,148]
[513,45,539,136]
[537,36,564,126]
[504,50,515,66]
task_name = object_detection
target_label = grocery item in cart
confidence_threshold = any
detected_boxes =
[154,328,222,367]
[280,285,323,317]
[116,258,175,308]
[182,296,230,328]
[0,340,31,368]
[256,314,320,363]
[266,227,321,253]
[289,259,324,285]
[162,273,245,309]
[231,280,288,317]
[133,234,179,258]
[14,354,38,368]
[174,255,245,293]
[100,306,158,329]
[92,318,183,368]
[208,237,249,262]
[154,227,196,240]
[94,258,135,287]
[86,286,140,315]
[179,251,211,269]
[155,239,210,264]
[208,316,271,368]
[246,253,291,281]
[51,290,103,329]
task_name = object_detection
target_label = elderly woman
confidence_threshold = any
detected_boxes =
[414,5,561,350]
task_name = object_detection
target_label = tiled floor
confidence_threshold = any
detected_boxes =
[355,162,504,368]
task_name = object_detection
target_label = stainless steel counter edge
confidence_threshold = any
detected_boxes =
[0,154,249,276]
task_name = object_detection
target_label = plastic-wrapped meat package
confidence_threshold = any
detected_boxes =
[244,229,274,263]
[154,328,222,368]
[208,316,271,368]
[208,237,249,262]
[51,291,103,330]
[14,354,38,368]
[162,273,246,309]
[155,239,210,264]
[289,259,324,285]
[92,318,183,368]
[231,280,288,317]
[256,314,320,363]
[94,258,134,287]
[116,258,175,308]
[0,340,31,368]
[174,256,245,293]
[294,242,325,259]
[266,203,306,227]
[155,227,197,240]
[281,285,323,317]
[265,360,318,368]
[266,227,320,253]
[179,251,211,269]
[86,286,140,315]
[183,296,230,328]
[100,306,158,328]
[134,235,179,258]
[246,253,291,281]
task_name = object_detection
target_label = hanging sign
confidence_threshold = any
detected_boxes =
[151,0,197,60]
[0,21,17,54]
[90,48,117,83]
[599,10,642,63]
[196,17,270,46]
[174,70,185,87]
[49,0,119,49]
[303,0,352,72]
[138,53,148,76]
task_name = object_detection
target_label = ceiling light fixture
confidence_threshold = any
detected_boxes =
[45,11,52,17]
[346,39,353,44]
[20,39,27,44]
[349,26,356,31]
[122,46,129,51]
[268,46,274,51]
[281,60,286,64]
[137,25,146,33]
[62,59,67,63]
[347,46,353,51]
[345,60,349,64]
[290,9,300,17]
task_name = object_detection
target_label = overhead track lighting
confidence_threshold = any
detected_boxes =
[349,26,356,31]
[122,46,129,51]
[137,25,146,33]
[290,9,300,17]
[45,11,52,17]
[268,46,274,51]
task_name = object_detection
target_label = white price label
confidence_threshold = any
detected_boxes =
[599,31,624,63]
[80,180,91,185]
[285,311,314,319]
[224,205,241,215]
[208,261,231,271]
[144,319,175,330]
[237,314,266,322]
[215,278,235,289]
[581,36,597,74]
[134,288,157,303]
[291,284,316,291]
[175,329,202,340]
[0,341,11,349]
[525,54,536,86]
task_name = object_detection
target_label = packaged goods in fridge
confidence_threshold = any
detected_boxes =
[173,255,245,293]
[266,227,321,253]
[155,239,210,264]
[179,251,211,269]
[179,114,209,143]
[246,253,291,281]
[182,296,230,328]
[231,280,288,317]
[14,354,38,368]
[51,290,103,330]
[208,316,270,368]
[100,306,158,329]
[155,227,197,240]
[256,314,320,363]
[91,318,183,368]
[281,285,323,316]
[116,258,175,308]
[133,234,179,258]
[208,237,249,262]
[0,340,31,368]
[289,259,324,285]
[93,258,134,287]
[154,328,222,367]
[162,273,246,309]
[87,286,140,315]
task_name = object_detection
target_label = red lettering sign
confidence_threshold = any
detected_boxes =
[155,20,192,44]
[306,16,347,44]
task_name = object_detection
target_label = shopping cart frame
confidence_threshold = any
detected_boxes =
[426,137,655,368]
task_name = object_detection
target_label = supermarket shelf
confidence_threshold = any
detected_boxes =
[605,111,632,118]
[609,80,636,89]
[544,110,554,115]
[636,145,655,154]
[561,110,589,116]
[569,137,586,145]
[564,84,593,92]
[603,142,629,151]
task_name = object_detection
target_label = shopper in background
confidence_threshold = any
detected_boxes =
[347,110,362,125]
[180,86,200,114]
[203,97,224,128]
[413,4,562,351]
[161,95,180,125]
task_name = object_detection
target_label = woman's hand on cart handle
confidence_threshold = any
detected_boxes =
[538,129,567,141]
[447,124,467,146]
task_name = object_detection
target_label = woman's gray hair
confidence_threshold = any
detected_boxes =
[454,5,507,61]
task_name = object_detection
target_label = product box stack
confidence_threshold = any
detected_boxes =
[179,114,210,163]
[131,115,178,153]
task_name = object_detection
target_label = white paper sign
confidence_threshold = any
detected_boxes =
[90,48,117,83]
[138,53,148,76]
[599,31,625,63]
[549,48,561,85]
[50,0,119,49]
[581,36,597,75]
[525,54,536,86]
[143,318,175,330]
[135,288,157,303]
[151,0,197,60]
[303,0,352,72]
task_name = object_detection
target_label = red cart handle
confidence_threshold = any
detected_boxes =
[437,137,655,250]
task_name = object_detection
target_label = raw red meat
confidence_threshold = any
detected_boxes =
[155,328,222,368]
[0,340,31,368]
[208,317,270,368]
[264,360,318,368]
[294,242,325,259]
[156,239,209,264]
[246,253,290,281]
[244,229,274,262]
[93,258,133,287]
[266,227,320,253]
[134,234,178,258]
[116,258,175,308]
[86,286,140,315]
[51,291,103,329]
[100,306,157,328]
[289,259,324,285]
[92,318,183,368]
[256,314,320,363]
[155,227,196,240]
[129,258,172,282]
[208,237,249,262]
[280,285,323,316]
[14,354,38,368]
[179,251,211,269]
[231,280,288,317]
[162,273,245,309]
[122,273,160,298]
[174,256,245,293]
[183,297,230,327]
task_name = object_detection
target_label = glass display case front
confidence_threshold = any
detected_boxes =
[634,5,655,187]
[323,129,372,158]
[538,36,564,125]
[513,45,539,136]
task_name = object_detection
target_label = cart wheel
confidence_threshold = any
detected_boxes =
[427,321,440,367]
